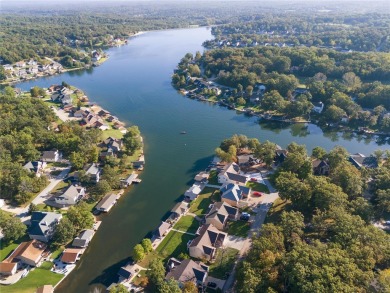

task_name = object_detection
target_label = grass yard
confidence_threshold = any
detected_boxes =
[264,197,292,224]
[2,264,63,293]
[173,216,199,234]
[0,235,30,261]
[246,181,269,193]
[189,187,221,216]
[209,247,239,279]
[155,231,194,262]
[101,128,124,140]
[207,170,220,185]
[226,220,251,238]
[50,247,64,260]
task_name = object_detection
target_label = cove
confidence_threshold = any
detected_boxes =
[15,27,389,292]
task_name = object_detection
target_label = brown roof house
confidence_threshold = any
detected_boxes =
[205,202,238,230]
[218,162,248,186]
[312,159,330,176]
[188,224,226,261]
[165,258,208,287]
[61,248,82,264]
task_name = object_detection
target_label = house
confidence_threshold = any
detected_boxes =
[194,171,209,183]
[220,184,251,207]
[28,212,62,242]
[154,221,171,238]
[133,154,145,170]
[61,248,82,264]
[120,173,139,188]
[36,285,54,293]
[23,161,47,176]
[103,137,123,154]
[55,185,85,206]
[15,61,26,68]
[312,102,324,114]
[73,109,85,118]
[312,159,330,176]
[165,258,208,287]
[72,229,94,248]
[205,202,238,230]
[13,240,47,266]
[118,264,133,281]
[188,224,226,261]
[237,155,260,169]
[349,153,378,169]
[41,150,60,162]
[85,163,101,182]
[170,202,189,219]
[91,51,101,62]
[218,162,248,186]
[341,115,349,123]
[95,194,119,213]
[184,183,204,201]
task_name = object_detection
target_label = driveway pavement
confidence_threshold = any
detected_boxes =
[224,235,247,250]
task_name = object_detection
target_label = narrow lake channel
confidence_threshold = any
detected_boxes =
[15,27,389,292]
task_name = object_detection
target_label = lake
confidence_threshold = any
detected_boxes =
[14,27,389,292]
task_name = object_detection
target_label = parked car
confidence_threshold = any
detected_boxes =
[240,212,250,221]
[252,191,263,197]
[250,178,257,182]
[207,282,217,288]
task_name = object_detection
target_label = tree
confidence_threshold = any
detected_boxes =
[254,140,277,167]
[342,72,362,92]
[327,146,348,169]
[159,278,181,293]
[312,146,326,159]
[279,211,305,244]
[70,151,87,170]
[147,258,166,289]
[378,269,390,293]
[132,244,145,262]
[261,90,286,112]
[67,202,94,231]
[330,161,363,198]
[275,172,311,208]
[0,65,6,81]
[93,180,112,199]
[0,211,26,242]
[28,203,38,214]
[188,64,201,77]
[122,126,142,155]
[323,105,346,123]
[141,238,153,253]
[30,86,45,98]
[236,97,246,106]
[109,284,128,293]
[182,282,198,293]
[376,189,390,216]
[52,218,75,247]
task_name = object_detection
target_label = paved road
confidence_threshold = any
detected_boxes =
[2,167,71,222]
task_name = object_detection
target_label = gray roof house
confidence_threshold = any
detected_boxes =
[72,229,94,248]
[165,258,208,287]
[218,162,248,186]
[171,202,189,218]
[205,202,238,230]
[54,185,85,206]
[349,153,378,169]
[184,183,204,201]
[85,163,101,183]
[41,150,60,162]
[28,212,62,242]
[95,194,119,213]
[23,161,46,176]
[154,221,171,238]
[220,184,251,207]
[188,224,226,261]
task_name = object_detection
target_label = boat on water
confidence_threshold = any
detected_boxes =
[180,131,187,134]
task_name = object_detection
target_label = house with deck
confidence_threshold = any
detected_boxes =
[165,258,208,288]
[28,212,62,242]
[188,224,226,261]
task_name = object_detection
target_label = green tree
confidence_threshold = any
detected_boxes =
[275,172,311,208]
[109,283,128,293]
[312,146,326,159]
[327,146,348,169]
[376,189,390,216]
[122,126,142,155]
[0,211,26,242]
[323,105,346,123]
[141,238,153,253]
[182,281,198,293]
[330,161,363,198]
[261,90,286,112]
[147,258,166,290]
[279,210,305,244]
[236,97,246,106]
[67,202,94,231]
[28,203,39,214]
[132,244,145,262]
[93,180,112,198]
[52,218,75,247]
[0,65,6,81]
[159,278,181,293]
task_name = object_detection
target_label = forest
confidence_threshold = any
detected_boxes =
[214,134,390,293]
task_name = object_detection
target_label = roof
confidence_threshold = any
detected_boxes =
[220,184,250,203]
[72,229,94,247]
[189,224,226,254]
[312,159,329,168]
[36,285,54,293]
[118,264,132,279]
[221,162,240,175]
[0,262,17,273]
[349,153,378,169]
[185,184,202,197]
[194,172,209,182]
[59,185,84,200]
[124,173,138,184]
[41,150,58,160]
[28,212,62,238]
[226,172,247,184]
[95,194,119,211]
[165,259,208,284]
[86,163,100,175]
[155,221,170,237]
[12,240,47,263]
[171,202,189,215]
[61,248,82,263]
[206,202,238,226]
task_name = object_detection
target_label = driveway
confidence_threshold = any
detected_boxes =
[224,235,247,251]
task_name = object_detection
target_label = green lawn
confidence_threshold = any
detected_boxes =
[155,231,194,262]
[226,220,251,238]
[2,265,63,293]
[207,170,220,185]
[173,216,199,234]
[189,188,220,216]
[246,181,269,193]
[50,247,64,260]
[101,128,124,140]
[209,247,239,279]
[0,235,30,261]
[264,197,292,224]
